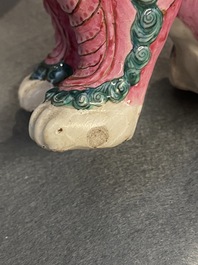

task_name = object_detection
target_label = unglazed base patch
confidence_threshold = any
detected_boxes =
[29,101,142,151]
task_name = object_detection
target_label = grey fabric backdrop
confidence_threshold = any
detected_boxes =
[0,1,198,264]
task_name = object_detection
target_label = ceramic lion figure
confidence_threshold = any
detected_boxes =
[18,0,198,151]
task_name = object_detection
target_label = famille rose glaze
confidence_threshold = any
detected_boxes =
[18,0,198,151]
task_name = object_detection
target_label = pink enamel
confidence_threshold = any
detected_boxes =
[42,0,198,108]
[59,0,135,89]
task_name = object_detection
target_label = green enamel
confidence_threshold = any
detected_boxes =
[45,0,163,110]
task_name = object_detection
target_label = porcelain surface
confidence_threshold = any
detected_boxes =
[18,0,198,151]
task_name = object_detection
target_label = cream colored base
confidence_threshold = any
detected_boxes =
[169,18,198,93]
[29,101,142,152]
[18,75,53,112]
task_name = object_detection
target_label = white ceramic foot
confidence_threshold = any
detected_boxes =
[18,75,53,112]
[29,101,142,152]
[169,18,198,94]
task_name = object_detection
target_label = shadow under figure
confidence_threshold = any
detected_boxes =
[18,0,198,152]
[0,0,20,18]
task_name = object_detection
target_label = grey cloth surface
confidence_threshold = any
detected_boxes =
[0,1,198,265]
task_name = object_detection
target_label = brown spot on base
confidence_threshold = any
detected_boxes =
[58,128,63,133]
[87,126,109,148]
